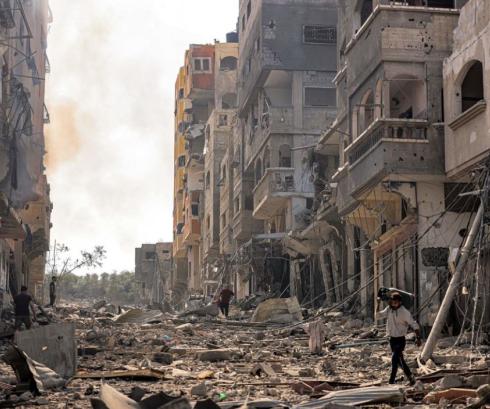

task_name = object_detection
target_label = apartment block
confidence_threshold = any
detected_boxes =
[0,0,51,307]
[135,242,173,305]
[322,0,471,325]
[236,0,338,296]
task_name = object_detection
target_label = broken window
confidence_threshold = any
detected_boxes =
[245,195,253,210]
[178,88,184,99]
[218,114,228,126]
[234,197,240,213]
[178,155,186,167]
[220,56,237,71]
[176,223,184,234]
[461,61,484,113]
[145,252,156,260]
[191,204,199,217]
[279,144,292,168]
[303,26,337,44]
[304,87,336,107]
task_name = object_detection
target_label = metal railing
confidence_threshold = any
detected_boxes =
[348,118,429,165]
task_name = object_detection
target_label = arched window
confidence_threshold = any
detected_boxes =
[279,144,292,168]
[220,56,238,71]
[255,158,262,184]
[461,61,484,113]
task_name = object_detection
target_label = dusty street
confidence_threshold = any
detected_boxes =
[1,300,489,408]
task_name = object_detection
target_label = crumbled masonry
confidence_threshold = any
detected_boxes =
[1,301,489,408]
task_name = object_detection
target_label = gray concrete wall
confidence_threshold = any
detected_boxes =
[15,323,77,378]
[444,0,490,178]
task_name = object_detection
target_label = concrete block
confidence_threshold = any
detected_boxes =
[197,349,232,362]
[14,323,76,377]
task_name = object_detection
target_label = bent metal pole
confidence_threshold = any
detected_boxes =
[420,201,484,362]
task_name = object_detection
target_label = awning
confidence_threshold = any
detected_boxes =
[0,193,25,240]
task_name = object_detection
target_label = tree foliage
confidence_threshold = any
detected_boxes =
[59,271,137,304]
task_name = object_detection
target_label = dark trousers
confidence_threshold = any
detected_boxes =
[389,336,412,383]
[219,303,229,317]
[49,294,56,306]
[15,315,31,330]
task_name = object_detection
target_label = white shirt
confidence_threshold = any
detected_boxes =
[376,305,419,338]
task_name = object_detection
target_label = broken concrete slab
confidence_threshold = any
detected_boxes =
[435,374,464,390]
[3,345,65,394]
[14,322,77,377]
[197,349,234,362]
[296,386,405,407]
[251,297,302,323]
[113,309,164,324]
[190,382,207,397]
[424,388,478,404]
[152,352,173,365]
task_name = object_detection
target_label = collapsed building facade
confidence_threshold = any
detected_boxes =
[0,0,51,309]
[134,242,173,305]
[169,0,490,339]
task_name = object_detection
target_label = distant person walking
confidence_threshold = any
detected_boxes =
[49,276,57,307]
[13,286,37,330]
[218,285,234,318]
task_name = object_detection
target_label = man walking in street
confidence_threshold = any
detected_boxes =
[49,276,57,307]
[13,286,37,330]
[218,285,234,318]
[376,292,421,385]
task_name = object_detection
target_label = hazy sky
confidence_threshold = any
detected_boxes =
[45,1,238,273]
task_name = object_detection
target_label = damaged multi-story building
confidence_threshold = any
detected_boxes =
[442,0,490,325]
[172,44,215,303]
[230,0,338,299]
[135,242,173,305]
[0,0,52,309]
[202,39,238,296]
[319,0,474,326]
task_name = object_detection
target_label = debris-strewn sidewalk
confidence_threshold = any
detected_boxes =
[0,298,489,408]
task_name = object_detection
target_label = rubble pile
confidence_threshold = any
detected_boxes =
[0,299,489,408]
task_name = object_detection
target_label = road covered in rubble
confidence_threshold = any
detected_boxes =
[1,297,489,408]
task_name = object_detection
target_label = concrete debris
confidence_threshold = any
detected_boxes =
[251,298,302,323]
[0,300,488,408]
[197,349,234,362]
[424,388,478,404]
[14,322,77,377]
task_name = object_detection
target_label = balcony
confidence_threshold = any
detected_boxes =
[183,219,201,245]
[232,209,263,241]
[253,168,314,220]
[344,118,444,197]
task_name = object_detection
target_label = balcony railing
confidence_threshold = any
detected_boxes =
[253,168,298,219]
[347,118,429,165]
[254,167,295,200]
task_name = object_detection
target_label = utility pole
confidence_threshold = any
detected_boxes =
[420,171,488,362]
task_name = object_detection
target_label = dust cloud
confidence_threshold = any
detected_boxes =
[44,102,82,172]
